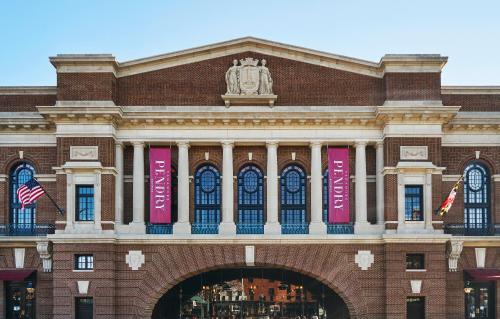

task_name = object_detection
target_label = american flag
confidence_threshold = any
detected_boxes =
[16,178,45,208]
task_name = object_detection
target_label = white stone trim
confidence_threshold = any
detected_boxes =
[77,281,90,294]
[70,146,99,160]
[125,250,145,270]
[36,241,52,272]
[14,248,25,269]
[355,250,374,270]
[442,175,463,182]
[245,246,255,267]
[475,248,486,268]
[442,86,500,95]
[447,239,463,272]
[410,280,422,294]
[0,86,57,95]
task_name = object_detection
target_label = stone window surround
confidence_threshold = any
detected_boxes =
[56,162,116,234]
[385,162,444,234]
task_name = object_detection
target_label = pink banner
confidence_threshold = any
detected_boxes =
[328,148,350,223]
[149,148,171,224]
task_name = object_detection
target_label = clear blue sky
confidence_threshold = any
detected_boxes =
[1,0,499,86]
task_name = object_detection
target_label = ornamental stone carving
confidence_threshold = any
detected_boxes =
[36,241,53,272]
[355,250,374,270]
[222,58,277,107]
[70,146,99,160]
[447,239,463,272]
[125,250,145,271]
[400,146,428,160]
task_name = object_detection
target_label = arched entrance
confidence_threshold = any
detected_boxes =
[152,268,350,319]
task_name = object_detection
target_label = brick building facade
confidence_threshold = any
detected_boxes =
[0,37,499,318]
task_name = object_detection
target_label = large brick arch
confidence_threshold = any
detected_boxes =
[119,244,370,319]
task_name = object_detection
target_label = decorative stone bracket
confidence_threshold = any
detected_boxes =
[36,240,53,272]
[447,239,463,272]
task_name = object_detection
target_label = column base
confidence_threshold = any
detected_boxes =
[264,222,281,235]
[127,222,146,234]
[309,221,327,235]
[173,222,191,235]
[218,222,236,235]
[354,222,383,235]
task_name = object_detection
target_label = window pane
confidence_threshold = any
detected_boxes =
[76,185,94,221]
[405,185,423,221]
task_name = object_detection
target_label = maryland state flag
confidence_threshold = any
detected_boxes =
[436,176,464,216]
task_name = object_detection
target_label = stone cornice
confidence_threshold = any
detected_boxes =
[0,112,54,132]
[443,112,500,132]
[48,37,448,79]
[442,86,500,95]
[376,105,461,124]
[0,86,57,95]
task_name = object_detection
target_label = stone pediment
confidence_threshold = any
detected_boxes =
[50,37,447,79]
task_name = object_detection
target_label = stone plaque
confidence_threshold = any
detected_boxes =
[400,146,428,160]
[70,146,98,160]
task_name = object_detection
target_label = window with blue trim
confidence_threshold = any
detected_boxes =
[9,163,36,228]
[237,165,264,226]
[405,185,423,221]
[280,164,307,224]
[194,164,221,225]
[76,185,94,221]
[464,162,490,230]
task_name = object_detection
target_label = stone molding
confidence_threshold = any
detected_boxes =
[126,250,145,270]
[14,248,25,269]
[400,146,428,160]
[70,146,99,160]
[36,240,53,272]
[447,239,464,272]
[355,250,374,270]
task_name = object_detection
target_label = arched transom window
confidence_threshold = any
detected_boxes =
[464,162,490,232]
[237,165,264,234]
[10,162,36,229]
[193,164,221,233]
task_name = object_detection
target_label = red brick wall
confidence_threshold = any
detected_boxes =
[0,147,57,224]
[117,52,385,106]
[384,137,442,167]
[384,73,441,101]
[0,94,56,111]
[385,243,447,319]
[57,137,115,167]
[57,72,116,102]
[442,94,500,112]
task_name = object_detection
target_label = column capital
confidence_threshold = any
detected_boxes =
[115,141,124,148]
[266,140,279,148]
[354,140,369,147]
[221,140,234,148]
[375,140,384,148]
[309,140,323,148]
[176,140,190,148]
[131,141,145,147]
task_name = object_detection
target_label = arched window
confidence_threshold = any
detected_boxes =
[193,164,221,234]
[280,164,307,234]
[237,165,264,234]
[322,169,328,223]
[464,162,491,234]
[10,163,36,231]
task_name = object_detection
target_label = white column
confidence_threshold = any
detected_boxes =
[309,141,326,234]
[115,142,124,230]
[354,141,370,233]
[219,140,236,235]
[173,141,191,235]
[375,142,385,226]
[264,141,281,235]
[130,141,145,233]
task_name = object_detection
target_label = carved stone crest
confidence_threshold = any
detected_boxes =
[125,250,145,271]
[355,250,374,270]
[222,58,277,107]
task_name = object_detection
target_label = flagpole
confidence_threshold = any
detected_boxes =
[33,177,65,215]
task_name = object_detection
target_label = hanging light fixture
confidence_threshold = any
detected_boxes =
[464,281,473,294]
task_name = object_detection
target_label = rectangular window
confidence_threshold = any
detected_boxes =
[406,254,425,270]
[75,254,94,270]
[76,185,94,221]
[405,185,423,221]
[407,297,425,319]
[75,297,93,319]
